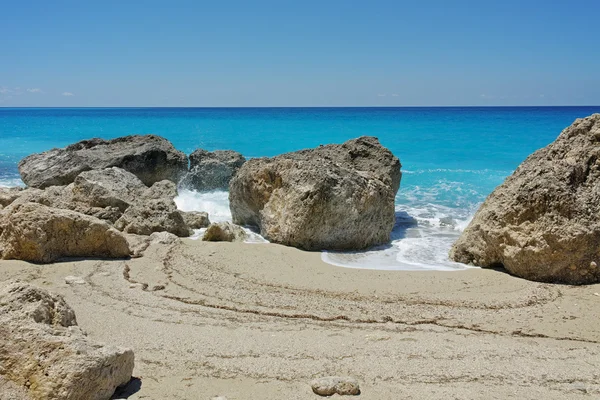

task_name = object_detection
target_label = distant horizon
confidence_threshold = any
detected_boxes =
[1,105,600,109]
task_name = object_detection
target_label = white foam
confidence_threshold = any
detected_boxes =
[174,189,268,244]
[0,177,24,188]
[321,204,478,272]
[175,189,232,222]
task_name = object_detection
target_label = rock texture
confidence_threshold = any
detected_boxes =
[18,135,188,188]
[115,199,192,237]
[0,281,134,400]
[180,210,210,229]
[229,136,401,250]
[180,149,246,191]
[71,167,148,211]
[202,222,248,242]
[450,114,600,284]
[311,376,360,396]
[0,203,130,263]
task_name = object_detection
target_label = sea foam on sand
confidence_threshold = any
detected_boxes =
[174,189,475,271]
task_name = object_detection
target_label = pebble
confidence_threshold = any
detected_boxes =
[311,376,360,396]
[64,276,86,285]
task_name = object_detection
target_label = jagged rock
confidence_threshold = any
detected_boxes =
[311,376,360,396]
[115,199,192,237]
[18,135,188,188]
[229,136,401,250]
[0,203,130,263]
[180,211,210,229]
[450,114,600,284]
[202,222,248,242]
[0,282,134,400]
[180,149,246,191]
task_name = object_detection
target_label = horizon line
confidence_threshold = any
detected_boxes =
[1,105,599,109]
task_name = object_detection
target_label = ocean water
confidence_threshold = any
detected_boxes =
[1,107,599,270]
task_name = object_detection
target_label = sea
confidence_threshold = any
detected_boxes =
[1,107,598,271]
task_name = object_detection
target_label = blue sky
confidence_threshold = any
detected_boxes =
[1,0,599,107]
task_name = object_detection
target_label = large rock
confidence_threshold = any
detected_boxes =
[450,114,600,284]
[72,167,148,211]
[229,137,401,250]
[0,203,130,263]
[18,135,188,189]
[114,199,192,237]
[0,282,134,400]
[180,149,246,191]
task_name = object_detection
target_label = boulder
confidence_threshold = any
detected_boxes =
[0,203,130,263]
[310,376,360,396]
[450,114,600,284]
[72,167,148,211]
[202,222,248,242]
[18,135,188,189]
[229,136,401,250]
[180,210,210,229]
[114,199,192,237]
[0,281,134,400]
[180,149,246,191]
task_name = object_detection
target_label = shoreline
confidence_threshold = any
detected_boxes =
[2,238,599,399]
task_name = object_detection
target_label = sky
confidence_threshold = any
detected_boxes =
[1,0,599,107]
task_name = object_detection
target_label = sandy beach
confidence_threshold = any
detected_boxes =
[2,237,599,399]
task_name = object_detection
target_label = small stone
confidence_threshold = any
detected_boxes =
[311,376,360,396]
[590,261,597,269]
[64,276,86,285]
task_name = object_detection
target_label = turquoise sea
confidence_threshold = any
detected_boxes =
[1,107,599,270]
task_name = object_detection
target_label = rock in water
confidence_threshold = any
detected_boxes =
[0,282,134,400]
[18,135,188,188]
[180,149,246,191]
[202,222,248,242]
[450,114,600,284]
[311,376,360,396]
[229,136,401,250]
[0,202,130,263]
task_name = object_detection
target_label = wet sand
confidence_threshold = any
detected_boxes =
[2,238,600,399]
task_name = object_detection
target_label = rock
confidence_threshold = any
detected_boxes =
[0,203,130,263]
[0,187,23,207]
[229,136,401,250]
[310,376,360,396]
[202,222,248,242]
[0,282,134,400]
[144,179,179,200]
[450,114,600,284]
[64,276,86,285]
[72,167,148,211]
[180,149,246,191]
[115,199,192,237]
[180,210,210,229]
[18,135,188,189]
[127,231,182,258]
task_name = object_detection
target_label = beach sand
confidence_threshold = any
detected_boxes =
[2,239,600,399]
